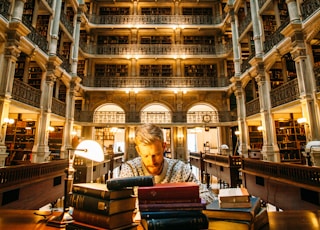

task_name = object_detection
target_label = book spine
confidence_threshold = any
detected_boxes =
[139,197,201,204]
[138,186,199,201]
[106,176,154,190]
[142,213,208,230]
[139,201,205,212]
[72,209,111,228]
[72,187,110,200]
[141,210,203,219]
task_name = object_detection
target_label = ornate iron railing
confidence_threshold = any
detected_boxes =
[301,0,320,21]
[12,79,41,109]
[80,43,232,56]
[270,79,300,108]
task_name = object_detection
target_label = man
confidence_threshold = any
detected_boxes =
[119,123,216,203]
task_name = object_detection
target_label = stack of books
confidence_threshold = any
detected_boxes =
[203,187,269,230]
[138,182,209,230]
[66,183,137,230]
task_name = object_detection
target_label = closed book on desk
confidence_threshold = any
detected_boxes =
[70,193,136,215]
[106,176,154,190]
[138,182,199,202]
[203,196,261,222]
[141,211,208,230]
[139,199,206,212]
[141,210,203,219]
[218,187,250,203]
[73,183,133,200]
[66,221,138,230]
[72,209,134,229]
[207,208,268,230]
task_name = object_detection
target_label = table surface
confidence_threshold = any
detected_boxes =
[0,209,319,229]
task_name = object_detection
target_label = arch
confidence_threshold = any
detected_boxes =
[140,103,172,123]
[187,103,219,123]
[93,103,125,123]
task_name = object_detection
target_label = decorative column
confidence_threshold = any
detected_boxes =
[0,0,29,166]
[232,80,250,157]
[282,0,320,141]
[228,4,249,156]
[254,61,280,162]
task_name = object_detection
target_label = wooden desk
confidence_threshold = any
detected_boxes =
[0,209,319,229]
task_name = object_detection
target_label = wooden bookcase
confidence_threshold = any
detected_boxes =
[48,126,63,159]
[140,36,172,44]
[36,15,50,37]
[275,116,306,163]
[182,7,213,16]
[248,126,263,150]
[140,65,173,77]
[184,64,217,77]
[99,7,130,15]
[5,120,36,165]
[141,7,171,15]
[269,68,283,89]
[15,55,27,81]
[183,36,215,45]
[97,36,129,44]
[28,64,42,89]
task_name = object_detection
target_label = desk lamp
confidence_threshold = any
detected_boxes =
[47,140,104,227]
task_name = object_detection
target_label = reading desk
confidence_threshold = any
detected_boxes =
[0,209,319,229]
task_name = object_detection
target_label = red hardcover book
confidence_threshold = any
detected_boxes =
[139,199,206,212]
[137,182,200,202]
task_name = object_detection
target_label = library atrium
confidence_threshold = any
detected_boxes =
[0,0,319,219]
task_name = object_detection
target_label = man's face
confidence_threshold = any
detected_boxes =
[136,140,165,175]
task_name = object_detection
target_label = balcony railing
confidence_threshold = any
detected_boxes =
[238,11,252,37]
[301,0,320,21]
[52,98,66,117]
[83,76,230,88]
[80,43,232,57]
[263,17,290,53]
[60,11,74,36]
[270,78,300,108]
[0,0,10,20]
[246,97,260,117]
[12,79,41,109]
[87,14,225,26]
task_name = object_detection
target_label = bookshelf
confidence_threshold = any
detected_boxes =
[77,59,85,79]
[140,36,172,44]
[97,36,129,44]
[262,15,277,37]
[141,7,171,15]
[275,115,306,163]
[5,120,36,165]
[36,15,50,37]
[48,126,63,159]
[182,7,213,16]
[248,126,263,150]
[269,68,283,89]
[140,65,173,77]
[94,127,114,150]
[99,7,130,15]
[15,54,27,81]
[184,64,217,77]
[28,64,42,89]
[183,36,215,45]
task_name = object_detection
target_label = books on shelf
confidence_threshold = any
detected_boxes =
[71,209,134,229]
[73,183,134,200]
[69,193,136,215]
[106,176,155,190]
[138,182,200,204]
[203,196,261,222]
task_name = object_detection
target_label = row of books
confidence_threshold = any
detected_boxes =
[138,182,209,230]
